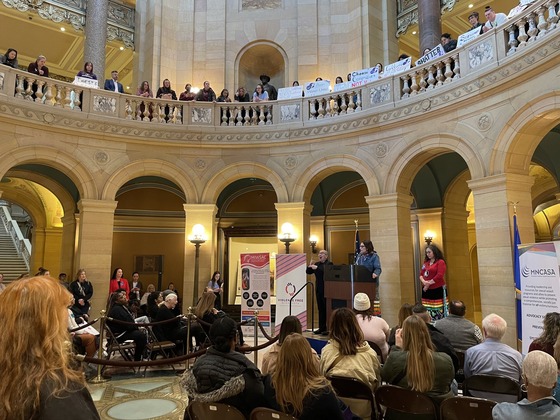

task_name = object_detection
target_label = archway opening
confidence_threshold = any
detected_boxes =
[237,43,286,96]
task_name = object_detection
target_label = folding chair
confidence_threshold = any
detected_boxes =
[103,325,137,373]
[187,401,245,420]
[375,385,437,420]
[463,374,522,403]
[143,326,178,375]
[250,407,297,420]
[330,375,378,420]
[367,340,385,364]
[440,396,496,420]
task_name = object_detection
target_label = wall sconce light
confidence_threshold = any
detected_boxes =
[278,222,296,254]
[424,230,435,246]
[188,224,207,305]
[309,235,318,253]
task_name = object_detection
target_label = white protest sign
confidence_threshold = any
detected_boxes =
[304,80,331,97]
[350,67,379,83]
[383,57,412,77]
[415,45,445,67]
[457,27,483,48]
[73,76,99,89]
[278,86,303,100]
[332,80,367,92]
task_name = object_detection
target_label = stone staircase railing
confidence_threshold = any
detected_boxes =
[0,206,31,271]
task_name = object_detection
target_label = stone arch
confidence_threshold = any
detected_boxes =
[490,92,560,175]
[200,162,288,204]
[235,40,288,95]
[291,154,381,203]
[0,146,97,200]
[102,159,196,202]
[384,135,484,195]
[0,186,47,230]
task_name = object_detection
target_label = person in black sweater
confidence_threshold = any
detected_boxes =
[306,250,333,335]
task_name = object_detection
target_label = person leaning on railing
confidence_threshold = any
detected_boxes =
[0,48,18,69]
[27,55,49,77]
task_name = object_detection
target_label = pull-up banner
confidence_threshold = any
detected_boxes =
[275,253,307,334]
[240,253,272,337]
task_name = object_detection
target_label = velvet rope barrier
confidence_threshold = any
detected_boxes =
[105,314,186,327]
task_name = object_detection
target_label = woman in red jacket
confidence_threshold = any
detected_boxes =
[419,244,447,320]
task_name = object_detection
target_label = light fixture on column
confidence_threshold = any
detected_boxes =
[188,224,207,306]
[424,230,435,246]
[309,235,318,254]
[278,222,296,254]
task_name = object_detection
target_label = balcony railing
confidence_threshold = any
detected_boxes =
[0,0,558,131]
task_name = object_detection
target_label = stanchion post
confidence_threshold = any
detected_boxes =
[253,309,259,366]
[185,307,192,370]
[90,310,109,384]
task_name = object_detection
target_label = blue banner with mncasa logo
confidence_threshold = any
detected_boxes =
[519,241,560,354]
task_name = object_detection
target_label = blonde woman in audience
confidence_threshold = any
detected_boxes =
[265,334,344,419]
[262,315,319,375]
[0,276,99,419]
[493,350,560,418]
[381,315,455,405]
[353,293,390,360]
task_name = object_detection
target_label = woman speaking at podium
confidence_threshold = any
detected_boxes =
[355,240,382,315]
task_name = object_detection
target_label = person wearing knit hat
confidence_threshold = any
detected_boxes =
[353,292,390,361]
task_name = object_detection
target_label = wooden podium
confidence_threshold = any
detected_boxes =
[324,265,376,322]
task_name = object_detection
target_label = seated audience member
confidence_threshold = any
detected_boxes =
[434,300,482,351]
[413,303,459,371]
[27,55,49,77]
[69,268,93,320]
[264,334,344,420]
[464,313,522,382]
[106,289,147,361]
[68,297,98,358]
[482,6,508,32]
[381,315,455,405]
[154,293,186,343]
[140,283,155,306]
[195,81,216,101]
[529,311,560,356]
[156,79,177,100]
[468,11,484,34]
[217,88,232,102]
[137,80,153,98]
[388,302,413,347]
[179,83,196,101]
[353,292,390,360]
[492,351,560,419]
[253,83,269,102]
[441,33,457,53]
[59,272,69,290]
[0,48,18,68]
[320,307,381,393]
[77,62,97,80]
[234,86,251,102]
[36,266,50,277]
[262,315,319,375]
[0,276,99,419]
[146,290,163,320]
[104,70,124,93]
[181,315,266,418]
[554,336,560,403]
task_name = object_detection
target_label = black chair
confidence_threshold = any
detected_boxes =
[440,396,496,420]
[375,385,437,420]
[454,350,466,388]
[329,375,377,419]
[367,340,385,364]
[463,374,522,403]
[250,407,297,420]
[186,401,245,420]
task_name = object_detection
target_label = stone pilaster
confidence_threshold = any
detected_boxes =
[366,193,414,326]
[60,213,76,277]
[274,202,312,256]
[417,0,441,54]
[75,199,118,318]
[468,174,534,347]
[183,204,218,308]
[84,0,109,82]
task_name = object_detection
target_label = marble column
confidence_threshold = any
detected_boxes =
[275,202,312,256]
[417,0,441,54]
[60,213,76,277]
[468,174,534,347]
[183,204,217,308]
[84,0,109,82]
[366,193,414,326]
[75,199,118,317]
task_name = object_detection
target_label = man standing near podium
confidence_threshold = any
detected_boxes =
[306,250,333,335]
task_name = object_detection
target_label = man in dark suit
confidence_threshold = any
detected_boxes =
[104,70,124,93]
[306,249,333,335]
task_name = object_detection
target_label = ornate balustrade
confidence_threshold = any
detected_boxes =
[0,0,558,136]
[0,206,31,271]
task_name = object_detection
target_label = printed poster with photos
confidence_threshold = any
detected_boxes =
[240,253,272,337]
